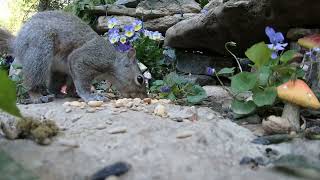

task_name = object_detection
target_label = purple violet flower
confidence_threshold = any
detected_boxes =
[265,26,288,59]
[160,86,171,93]
[206,67,215,76]
[116,42,132,52]
[108,28,119,35]
[306,47,320,61]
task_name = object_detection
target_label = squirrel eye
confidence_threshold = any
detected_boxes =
[136,75,144,85]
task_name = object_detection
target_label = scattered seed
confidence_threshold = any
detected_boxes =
[143,98,151,104]
[108,127,127,134]
[58,139,79,148]
[176,131,194,139]
[86,108,96,113]
[69,101,83,107]
[96,125,107,130]
[71,115,82,123]
[88,100,104,107]
[65,108,72,113]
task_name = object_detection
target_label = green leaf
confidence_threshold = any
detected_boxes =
[217,67,235,75]
[187,85,207,104]
[231,72,258,94]
[257,66,272,86]
[253,87,277,107]
[0,70,21,117]
[245,42,272,68]
[151,80,164,87]
[280,50,296,63]
[231,100,256,115]
[168,92,176,100]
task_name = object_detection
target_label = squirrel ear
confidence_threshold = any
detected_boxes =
[127,48,136,61]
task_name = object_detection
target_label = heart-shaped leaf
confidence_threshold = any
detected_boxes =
[253,87,277,107]
[231,72,257,94]
[231,100,256,115]
[258,66,272,86]
[280,50,297,63]
[245,42,272,69]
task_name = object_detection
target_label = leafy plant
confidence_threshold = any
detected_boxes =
[230,27,304,115]
[198,0,209,8]
[64,0,105,24]
[133,36,172,80]
[150,72,207,104]
[0,70,21,117]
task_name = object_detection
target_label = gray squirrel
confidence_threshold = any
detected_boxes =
[0,11,147,103]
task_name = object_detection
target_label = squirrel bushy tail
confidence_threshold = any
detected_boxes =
[0,28,15,55]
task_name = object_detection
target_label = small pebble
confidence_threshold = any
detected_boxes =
[88,100,104,107]
[206,113,214,120]
[106,93,116,98]
[133,98,142,106]
[105,120,113,125]
[115,101,124,108]
[108,127,127,134]
[65,108,72,113]
[125,102,134,108]
[86,108,96,113]
[105,175,119,180]
[95,107,104,110]
[58,139,80,148]
[151,99,159,104]
[143,98,151,104]
[111,112,119,115]
[119,109,127,113]
[63,102,70,106]
[96,125,107,130]
[69,101,83,107]
[44,110,54,119]
[154,104,167,117]
[176,131,194,139]
[71,115,82,123]
[159,99,171,104]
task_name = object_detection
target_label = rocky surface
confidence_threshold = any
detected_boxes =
[96,14,197,34]
[136,0,201,19]
[0,97,318,180]
[175,51,234,74]
[165,0,320,55]
[115,0,141,8]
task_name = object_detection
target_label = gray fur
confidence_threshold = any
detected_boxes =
[0,11,147,102]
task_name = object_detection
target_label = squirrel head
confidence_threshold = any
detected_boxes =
[111,48,147,99]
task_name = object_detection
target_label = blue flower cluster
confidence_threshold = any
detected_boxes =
[106,17,164,52]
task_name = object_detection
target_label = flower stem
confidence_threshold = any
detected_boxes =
[214,72,234,97]
[225,42,242,72]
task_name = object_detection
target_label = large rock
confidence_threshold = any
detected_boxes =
[165,0,320,55]
[96,14,197,34]
[144,13,197,33]
[96,16,136,33]
[115,0,141,8]
[176,51,234,74]
[136,0,201,19]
